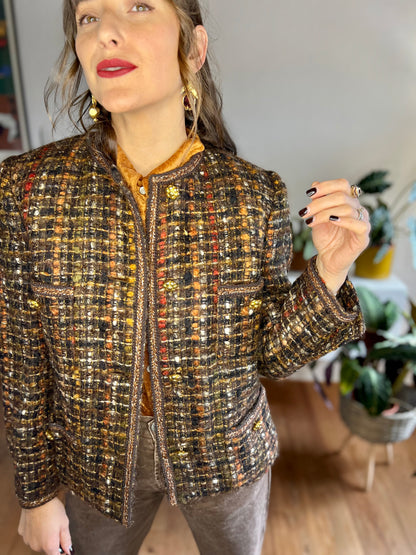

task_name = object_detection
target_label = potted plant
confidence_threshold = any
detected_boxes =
[310,287,416,490]
[312,287,416,444]
[290,219,316,271]
[354,170,416,278]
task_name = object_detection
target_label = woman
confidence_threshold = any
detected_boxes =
[0,1,369,554]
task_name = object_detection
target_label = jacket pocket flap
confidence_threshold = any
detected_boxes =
[30,281,74,298]
[223,384,278,487]
[226,384,268,440]
[218,277,264,297]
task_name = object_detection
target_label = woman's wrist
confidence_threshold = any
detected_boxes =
[315,256,348,296]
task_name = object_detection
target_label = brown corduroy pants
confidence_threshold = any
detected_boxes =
[65,416,271,555]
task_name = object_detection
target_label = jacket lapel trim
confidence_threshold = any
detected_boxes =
[143,152,205,506]
[88,146,150,526]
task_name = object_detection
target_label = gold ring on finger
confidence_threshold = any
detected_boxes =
[351,185,362,198]
[356,207,365,221]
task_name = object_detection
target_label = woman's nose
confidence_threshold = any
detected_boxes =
[97,13,123,48]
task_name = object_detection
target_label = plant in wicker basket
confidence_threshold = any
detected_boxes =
[315,287,416,444]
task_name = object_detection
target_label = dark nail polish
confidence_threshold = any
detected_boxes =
[305,217,314,225]
[306,187,317,197]
[329,215,340,221]
[298,207,309,217]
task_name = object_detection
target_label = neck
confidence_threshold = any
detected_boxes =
[112,102,188,176]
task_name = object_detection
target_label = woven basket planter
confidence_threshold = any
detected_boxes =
[340,390,416,444]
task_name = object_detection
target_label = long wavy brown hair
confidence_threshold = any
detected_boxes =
[45,0,237,160]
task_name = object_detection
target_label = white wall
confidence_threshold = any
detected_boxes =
[12,0,416,299]
[203,0,416,300]
[13,0,67,145]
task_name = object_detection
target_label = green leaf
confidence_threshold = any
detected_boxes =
[356,170,392,195]
[356,287,399,331]
[340,358,362,395]
[384,301,401,330]
[303,240,317,260]
[368,204,394,247]
[369,342,416,363]
[354,367,392,415]
[293,234,303,252]
[374,331,416,348]
[356,287,384,330]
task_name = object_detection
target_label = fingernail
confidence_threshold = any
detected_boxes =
[298,207,309,217]
[306,187,317,197]
[305,217,314,225]
[329,215,340,222]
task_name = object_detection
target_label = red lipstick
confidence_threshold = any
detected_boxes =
[96,58,137,78]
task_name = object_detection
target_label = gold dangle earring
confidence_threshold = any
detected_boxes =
[181,85,199,111]
[89,95,100,122]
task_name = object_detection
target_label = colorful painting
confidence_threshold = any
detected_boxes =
[0,1,29,155]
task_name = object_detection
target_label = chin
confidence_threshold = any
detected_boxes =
[98,89,182,119]
[100,101,142,115]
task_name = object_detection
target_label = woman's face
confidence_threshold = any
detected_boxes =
[75,0,183,118]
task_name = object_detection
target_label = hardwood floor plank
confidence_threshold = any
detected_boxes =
[265,381,363,555]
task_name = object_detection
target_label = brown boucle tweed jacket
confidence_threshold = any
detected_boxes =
[0,134,364,526]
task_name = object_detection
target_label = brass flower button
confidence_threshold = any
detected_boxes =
[166,185,180,200]
[163,280,178,292]
[252,420,262,432]
[45,430,54,441]
[249,299,262,311]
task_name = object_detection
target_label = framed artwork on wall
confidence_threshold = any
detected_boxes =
[0,0,29,160]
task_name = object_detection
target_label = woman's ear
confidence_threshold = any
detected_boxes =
[190,25,208,73]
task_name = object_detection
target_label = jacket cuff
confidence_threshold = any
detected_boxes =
[15,463,61,510]
[306,256,363,324]
[18,485,61,510]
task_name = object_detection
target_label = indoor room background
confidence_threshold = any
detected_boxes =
[0,2,415,554]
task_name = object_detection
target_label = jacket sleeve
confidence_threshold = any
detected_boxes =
[0,160,60,508]
[258,172,365,379]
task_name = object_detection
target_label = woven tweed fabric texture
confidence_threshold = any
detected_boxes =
[0,135,364,526]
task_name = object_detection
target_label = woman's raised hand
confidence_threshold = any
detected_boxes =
[18,496,73,555]
[298,179,370,294]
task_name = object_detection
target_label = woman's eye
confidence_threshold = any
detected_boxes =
[131,3,151,12]
[77,14,99,26]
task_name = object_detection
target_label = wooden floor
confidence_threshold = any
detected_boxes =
[1,380,415,555]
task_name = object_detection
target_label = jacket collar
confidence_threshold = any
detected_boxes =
[85,131,206,184]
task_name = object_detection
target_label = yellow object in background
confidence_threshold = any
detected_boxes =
[354,246,395,279]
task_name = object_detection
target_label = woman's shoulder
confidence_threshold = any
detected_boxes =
[202,146,286,194]
[0,134,92,210]
[0,134,87,176]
